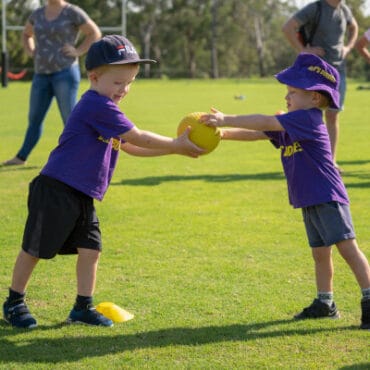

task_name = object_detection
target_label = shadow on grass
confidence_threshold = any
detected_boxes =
[345,182,370,189]
[0,319,358,364]
[0,165,40,173]
[338,159,370,188]
[112,172,285,186]
[341,168,370,189]
[339,364,370,370]
[114,169,370,189]
[338,159,370,166]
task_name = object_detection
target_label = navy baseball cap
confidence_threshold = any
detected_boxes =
[85,35,156,70]
[275,53,340,109]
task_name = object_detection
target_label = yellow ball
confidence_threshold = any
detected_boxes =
[177,112,221,155]
[96,302,134,323]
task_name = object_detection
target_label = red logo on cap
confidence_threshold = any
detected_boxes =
[116,44,126,56]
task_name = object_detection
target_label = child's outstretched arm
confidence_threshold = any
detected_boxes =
[221,128,269,141]
[201,108,284,132]
[120,126,204,158]
[120,142,175,156]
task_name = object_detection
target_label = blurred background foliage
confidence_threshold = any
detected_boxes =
[1,0,370,79]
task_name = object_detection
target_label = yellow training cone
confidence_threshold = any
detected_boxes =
[96,302,134,323]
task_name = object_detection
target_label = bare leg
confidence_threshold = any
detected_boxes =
[312,246,333,292]
[336,239,370,289]
[76,248,100,297]
[294,246,338,320]
[4,250,39,328]
[67,248,112,326]
[325,110,339,166]
[11,250,39,293]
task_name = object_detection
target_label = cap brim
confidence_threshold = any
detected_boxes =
[110,59,157,65]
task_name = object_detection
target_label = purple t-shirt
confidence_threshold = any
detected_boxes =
[41,90,134,200]
[264,108,349,208]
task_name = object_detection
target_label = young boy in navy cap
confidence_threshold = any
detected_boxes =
[3,35,203,328]
[201,53,370,329]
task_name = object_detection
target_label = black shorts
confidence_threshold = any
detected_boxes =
[22,175,102,259]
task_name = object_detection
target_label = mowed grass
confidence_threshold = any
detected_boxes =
[0,78,369,369]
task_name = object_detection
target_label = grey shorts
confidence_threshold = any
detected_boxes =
[22,175,102,259]
[302,201,356,248]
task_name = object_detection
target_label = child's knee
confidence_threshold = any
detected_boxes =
[78,248,101,262]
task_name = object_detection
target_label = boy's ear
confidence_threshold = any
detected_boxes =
[312,91,330,109]
[311,91,322,105]
[88,71,99,83]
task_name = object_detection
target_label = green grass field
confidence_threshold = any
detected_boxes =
[0,78,369,369]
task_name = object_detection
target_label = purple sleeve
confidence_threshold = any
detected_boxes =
[264,109,324,148]
[77,92,135,139]
[89,100,135,139]
[264,131,281,149]
[276,109,324,142]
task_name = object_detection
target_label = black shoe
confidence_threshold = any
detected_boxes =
[66,305,113,327]
[3,299,37,328]
[360,298,370,330]
[294,299,340,320]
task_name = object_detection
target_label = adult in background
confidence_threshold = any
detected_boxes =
[2,0,101,166]
[282,0,358,171]
[356,28,370,64]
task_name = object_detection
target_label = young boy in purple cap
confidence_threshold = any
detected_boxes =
[201,53,370,329]
[3,35,204,328]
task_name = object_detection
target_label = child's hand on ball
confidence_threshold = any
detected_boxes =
[174,126,204,158]
[177,112,221,155]
[200,107,225,127]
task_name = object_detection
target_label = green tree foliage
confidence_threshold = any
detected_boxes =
[347,0,370,80]
[1,0,38,72]
[1,0,370,79]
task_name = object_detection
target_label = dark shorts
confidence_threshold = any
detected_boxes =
[302,201,356,248]
[22,175,102,259]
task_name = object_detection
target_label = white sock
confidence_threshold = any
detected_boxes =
[318,292,333,306]
[361,287,370,300]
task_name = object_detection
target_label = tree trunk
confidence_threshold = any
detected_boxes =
[211,0,219,79]
[254,15,266,77]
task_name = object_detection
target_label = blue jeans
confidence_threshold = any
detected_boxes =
[17,64,80,161]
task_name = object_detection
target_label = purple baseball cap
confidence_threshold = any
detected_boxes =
[85,35,156,70]
[275,53,340,109]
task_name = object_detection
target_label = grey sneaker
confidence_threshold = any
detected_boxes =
[360,298,370,330]
[3,299,37,328]
[66,305,113,327]
[294,299,340,320]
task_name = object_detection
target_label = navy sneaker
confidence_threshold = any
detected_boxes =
[294,299,340,320]
[66,305,113,327]
[3,299,37,328]
[360,298,370,330]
